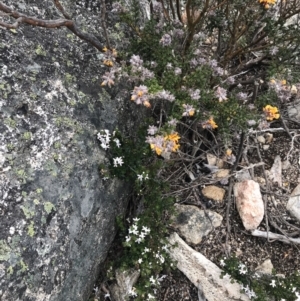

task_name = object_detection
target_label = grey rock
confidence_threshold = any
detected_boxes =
[172,204,223,244]
[269,155,282,187]
[110,269,140,301]
[287,184,300,222]
[287,101,300,121]
[0,1,141,301]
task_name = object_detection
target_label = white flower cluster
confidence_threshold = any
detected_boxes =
[97,129,111,150]
[125,218,151,245]
[97,129,122,150]
[241,284,257,299]
[137,172,149,181]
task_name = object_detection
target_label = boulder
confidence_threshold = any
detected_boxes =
[234,180,264,230]
[0,1,140,300]
[172,204,222,244]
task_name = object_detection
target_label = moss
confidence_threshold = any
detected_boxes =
[33,199,40,205]
[21,205,35,219]
[44,201,55,214]
[6,143,15,152]
[19,260,28,272]
[27,221,35,237]
[65,73,73,83]
[35,45,46,56]
[7,266,13,275]
[0,240,11,261]
[23,132,32,141]
[4,118,16,128]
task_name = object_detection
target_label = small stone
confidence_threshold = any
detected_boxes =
[207,153,217,166]
[287,184,300,222]
[269,155,282,187]
[255,259,273,275]
[287,101,300,121]
[263,145,270,151]
[202,185,226,202]
[206,153,224,168]
[214,169,230,179]
[257,135,266,144]
[254,177,266,185]
[234,180,264,230]
[265,133,273,144]
[282,160,290,170]
[172,204,223,245]
[235,169,251,182]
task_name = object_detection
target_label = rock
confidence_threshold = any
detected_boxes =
[269,155,282,187]
[168,233,250,301]
[234,180,264,230]
[265,133,273,144]
[207,153,224,168]
[287,184,300,222]
[287,101,300,121]
[263,145,270,151]
[0,2,140,300]
[202,185,226,202]
[172,204,223,244]
[214,169,230,179]
[235,169,251,182]
[255,259,273,275]
[110,269,140,301]
[257,135,266,144]
[282,160,291,170]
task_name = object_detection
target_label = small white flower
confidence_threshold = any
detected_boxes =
[133,217,140,222]
[104,292,111,299]
[113,157,124,167]
[142,226,150,233]
[138,258,143,264]
[238,263,247,275]
[128,287,137,297]
[149,275,156,285]
[220,259,225,267]
[147,293,155,300]
[135,237,142,244]
[137,174,143,181]
[144,173,149,180]
[139,232,146,239]
[143,247,150,253]
[270,280,276,287]
[125,236,131,242]
[113,138,121,148]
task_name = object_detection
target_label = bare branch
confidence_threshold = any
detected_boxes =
[252,229,300,245]
[53,0,71,19]
[0,1,104,52]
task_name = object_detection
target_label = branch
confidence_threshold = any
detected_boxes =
[252,229,300,245]
[0,1,104,52]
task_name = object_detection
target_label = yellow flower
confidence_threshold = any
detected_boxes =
[167,132,180,144]
[226,149,232,156]
[103,59,113,67]
[103,46,108,52]
[150,144,163,156]
[202,118,218,130]
[259,0,276,8]
[263,105,280,120]
[281,79,287,85]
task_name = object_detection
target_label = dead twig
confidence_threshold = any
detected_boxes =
[252,229,300,244]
